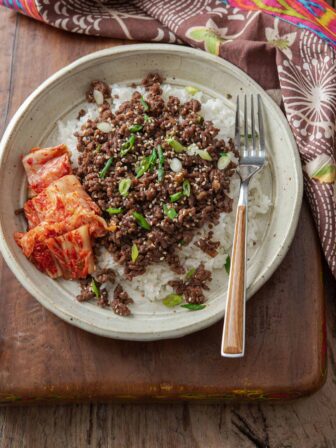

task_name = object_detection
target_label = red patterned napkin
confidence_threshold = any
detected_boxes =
[1,0,336,276]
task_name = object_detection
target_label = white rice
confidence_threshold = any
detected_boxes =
[56,83,271,303]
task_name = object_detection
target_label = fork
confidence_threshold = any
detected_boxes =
[221,94,266,358]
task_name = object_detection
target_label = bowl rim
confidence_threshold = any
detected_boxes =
[0,43,303,340]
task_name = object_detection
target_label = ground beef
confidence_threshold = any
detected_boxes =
[77,109,86,120]
[113,284,133,305]
[142,73,164,90]
[97,288,109,308]
[76,278,109,308]
[76,73,237,280]
[93,268,116,284]
[168,262,212,304]
[111,299,131,316]
[110,284,133,316]
[195,231,220,258]
[76,279,96,302]
[86,80,111,103]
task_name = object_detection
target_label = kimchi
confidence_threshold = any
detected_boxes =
[15,145,108,279]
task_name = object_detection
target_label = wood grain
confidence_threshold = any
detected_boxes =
[0,7,335,448]
[222,205,246,356]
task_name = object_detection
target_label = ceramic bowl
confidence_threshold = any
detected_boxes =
[0,44,302,340]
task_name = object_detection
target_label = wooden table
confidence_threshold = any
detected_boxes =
[1,7,336,447]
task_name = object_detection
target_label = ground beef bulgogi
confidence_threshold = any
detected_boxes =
[169,262,212,305]
[75,74,237,308]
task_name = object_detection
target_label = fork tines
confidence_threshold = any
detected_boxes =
[235,94,266,163]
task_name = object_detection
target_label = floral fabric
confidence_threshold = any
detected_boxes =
[1,0,336,276]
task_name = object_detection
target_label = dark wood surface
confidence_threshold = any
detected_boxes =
[0,8,325,405]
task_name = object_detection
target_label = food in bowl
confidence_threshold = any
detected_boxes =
[15,73,271,316]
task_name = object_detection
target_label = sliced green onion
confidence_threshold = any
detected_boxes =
[120,134,136,157]
[157,145,165,182]
[163,204,177,220]
[170,191,183,203]
[186,268,196,279]
[129,124,143,133]
[133,211,151,230]
[148,148,157,168]
[182,179,191,197]
[131,243,139,262]
[181,303,206,311]
[136,149,157,178]
[163,294,183,308]
[140,96,149,111]
[167,138,187,153]
[96,143,102,153]
[144,114,151,123]
[99,158,113,178]
[157,167,165,181]
[185,86,200,95]
[91,279,100,298]
[218,152,231,170]
[196,115,204,124]
[170,157,182,173]
[106,207,123,215]
[187,144,212,161]
[225,255,231,275]
[136,158,148,179]
[97,122,113,133]
[119,178,132,197]
[197,149,212,161]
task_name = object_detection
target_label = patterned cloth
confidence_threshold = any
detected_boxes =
[1,0,336,276]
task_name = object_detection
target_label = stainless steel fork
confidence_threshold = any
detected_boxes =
[221,94,266,358]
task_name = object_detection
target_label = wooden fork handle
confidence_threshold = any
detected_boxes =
[221,204,246,356]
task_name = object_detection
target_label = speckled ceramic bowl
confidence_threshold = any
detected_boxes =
[0,44,302,340]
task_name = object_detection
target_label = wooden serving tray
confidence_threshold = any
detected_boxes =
[0,201,325,404]
[0,17,325,403]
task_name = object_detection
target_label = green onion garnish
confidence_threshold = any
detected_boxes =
[132,211,151,230]
[197,149,212,161]
[166,138,187,153]
[144,114,151,123]
[182,179,191,197]
[163,204,178,220]
[185,86,200,95]
[225,255,231,275]
[131,243,139,262]
[91,279,100,298]
[136,158,148,179]
[181,303,206,311]
[120,134,136,157]
[186,268,196,279]
[119,178,132,197]
[148,148,157,168]
[140,96,149,111]
[96,143,102,153]
[106,207,123,215]
[157,145,165,182]
[136,149,157,178]
[218,152,231,170]
[129,124,143,133]
[99,158,113,178]
[163,294,183,308]
[170,191,184,203]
